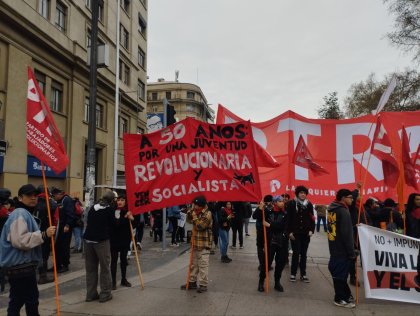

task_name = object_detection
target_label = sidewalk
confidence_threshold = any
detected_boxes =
[1,226,419,315]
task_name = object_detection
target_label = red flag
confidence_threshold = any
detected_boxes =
[292,135,329,176]
[401,126,418,190]
[26,67,69,174]
[370,118,399,187]
[414,144,420,170]
[253,141,280,168]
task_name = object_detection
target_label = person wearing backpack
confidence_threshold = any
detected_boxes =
[51,187,77,273]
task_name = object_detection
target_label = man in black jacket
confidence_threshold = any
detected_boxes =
[51,187,76,273]
[327,189,356,308]
[287,186,314,283]
[252,195,273,292]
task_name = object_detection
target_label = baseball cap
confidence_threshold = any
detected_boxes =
[18,184,39,196]
[192,195,207,207]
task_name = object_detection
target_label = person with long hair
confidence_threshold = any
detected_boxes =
[405,193,420,238]
[110,194,134,290]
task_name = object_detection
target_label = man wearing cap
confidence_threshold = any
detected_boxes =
[266,195,288,292]
[327,189,356,308]
[0,184,56,316]
[253,194,273,292]
[287,185,315,283]
[51,187,76,273]
[181,195,213,293]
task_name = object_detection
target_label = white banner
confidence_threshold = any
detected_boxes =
[358,224,420,304]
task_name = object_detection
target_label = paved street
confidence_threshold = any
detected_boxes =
[0,224,419,315]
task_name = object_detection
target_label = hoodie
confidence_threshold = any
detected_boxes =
[327,201,355,259]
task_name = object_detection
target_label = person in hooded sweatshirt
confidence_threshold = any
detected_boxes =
[286,186,315,283]
[327,189,356,308]
[83,190,115,303]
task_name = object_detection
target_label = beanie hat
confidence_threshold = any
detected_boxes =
[336,189,352,201]
[263,195,273,203]
[273,195,284,202]
[192,195,207,207]
[295,185,308,196]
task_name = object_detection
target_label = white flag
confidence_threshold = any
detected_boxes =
[373,75,397,115]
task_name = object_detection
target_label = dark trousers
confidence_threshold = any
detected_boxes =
[257,230,271,280]
[38,239,50,274]
[316,216,327,232]
[8,272,39,316]
[111,249,129,284]
[269,243,288,282]
[136,222,145,243]
[232,221,244,247]
[290,234,310,276]
[177,226,185,242]
[55,226,72,268]
[348,257,356,280]
[328,257,352,302]
[169,217,179,244]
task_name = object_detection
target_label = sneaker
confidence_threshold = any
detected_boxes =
[137,242,142,250]
[197,286,207,293]
[239,245,244,249]
[180,282,198,290]
[245,233,250,236]
[334,300,355,308]
[99,294,113,303]
[348,295,355,303]
[171,243,179,247]
[300,275,310,283]
[231,245,236,249]
[288,249,293,254]
[274,283,284,292]
[289,275,296,282]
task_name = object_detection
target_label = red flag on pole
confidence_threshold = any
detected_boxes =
[370,118,399,187]
[26,67,69,174]
[414,144,420,170]
[292,135,329,176]
[401,126,418,190]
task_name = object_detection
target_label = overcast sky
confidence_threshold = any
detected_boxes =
[147,0,414,121]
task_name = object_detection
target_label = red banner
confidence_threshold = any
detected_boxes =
[216,104,420,204]
[123,117,262,214]
[26,67,68,174]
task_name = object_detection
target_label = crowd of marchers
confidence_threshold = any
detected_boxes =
[0,182,418,315]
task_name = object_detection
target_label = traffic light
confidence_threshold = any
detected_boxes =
[164,99,176,126]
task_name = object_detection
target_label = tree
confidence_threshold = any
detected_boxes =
[384,0,420,62]
[317,91,344,119]
[344,69,420,117]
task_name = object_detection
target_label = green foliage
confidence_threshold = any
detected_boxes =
[344,70,420,118]
[317,91,344,119]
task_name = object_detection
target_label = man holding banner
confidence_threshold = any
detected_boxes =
[327,189,356,308]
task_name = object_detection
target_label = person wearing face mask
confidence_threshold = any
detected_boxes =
[287,186,315,283]
[0,184,56,316]
[110,194,134,290]
[266,195,288,292]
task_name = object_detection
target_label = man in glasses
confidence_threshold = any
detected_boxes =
[327,189,356,308]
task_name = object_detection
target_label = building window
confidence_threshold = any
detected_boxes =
[120,24,129,49]
[138,14,147,36]
[55,1,66,32]
[138,80,145,100]
[186,104,195,112]
[151,92,157,101]
[84,97,105,128]
[38,0,50,18]
[86,0,104,21]
[50,81,63,113]
[166,91,171,100]
[119,60,130,85]
[34,71,46,95]
[187,91,195,99]
[122,0,130,13]
[119,116,128,137]
[152,105,158,112]
[138,47,145,68]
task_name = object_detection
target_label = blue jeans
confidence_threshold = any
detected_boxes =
[219,229,229,257]
[73,226,83,250]
[317,216,327,232]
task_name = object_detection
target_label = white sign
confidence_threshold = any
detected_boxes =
[358,224,420,304]
[178,212,187,228]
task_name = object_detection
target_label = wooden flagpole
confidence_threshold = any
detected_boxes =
[41,162,60,315]
[185,227,195,289]
[129,221,144,290]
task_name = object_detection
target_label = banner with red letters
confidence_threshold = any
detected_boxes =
[358,224,420,304]
[217,104,420,204]
[123,117,262,214]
